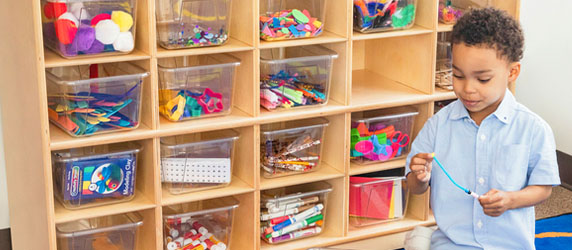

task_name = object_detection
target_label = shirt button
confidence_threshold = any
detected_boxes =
[478,177,485,185]
[480,134,486,141]
[477,220,483,228]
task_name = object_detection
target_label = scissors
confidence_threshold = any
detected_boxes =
[389,131,409,159]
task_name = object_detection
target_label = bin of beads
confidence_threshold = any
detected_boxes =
[46,62,149,137]
[156,0,231,49]
[41,0,137,58]
[160,129,239,194]
[260,181,332,244]
[259,0,327,41]
[158,54,240,122]
[438,0,489,24]
[260,45,337,111]
[162,196,238,250]
[52,142,141,209]
[353,0,417,33]
[261,117,328,178]
[351,106,418,164]
[349,176,408,227]
[56,212,143,250]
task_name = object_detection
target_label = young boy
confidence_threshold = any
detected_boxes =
[406,8,560,249]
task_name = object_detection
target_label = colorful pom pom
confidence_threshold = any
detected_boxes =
[111,11,133,32]
[55,19,78,45]
[112,32,134,52]
[58,12,79,27]
[91,13,111,27]
[43,2,67,19]
[74,26,96,51]
[95,19,120,45]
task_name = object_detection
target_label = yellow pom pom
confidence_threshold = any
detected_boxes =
[111,11,133,32]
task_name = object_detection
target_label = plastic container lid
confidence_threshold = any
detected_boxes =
[163,196,239,219]
[350,176,406,188]
[45,63,149,86]
[260,45,338,65]
[261,117,329,136]
[158,54,241,73]
[160,129,239,150]
[352,106,419,123]
[56,212,143,238]
[52,142,142,163]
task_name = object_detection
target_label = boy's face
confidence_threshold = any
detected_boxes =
[452,43,520,120]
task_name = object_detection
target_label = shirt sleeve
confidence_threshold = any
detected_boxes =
[405,116,437,176]
[527,118,561,186]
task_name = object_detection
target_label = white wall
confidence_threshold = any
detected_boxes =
[517,0,572,155]
[0,104,10,229]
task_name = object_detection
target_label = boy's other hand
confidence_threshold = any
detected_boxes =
[410,153,433,183]
[479,189,513,217]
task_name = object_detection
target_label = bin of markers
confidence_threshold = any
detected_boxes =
[46,62,149,137]
[438,0,488,25]
[260,117,329,178]
[56,212,143,250]
[158,54,240,122]
[260,181,332,244]
[259,0,326,41]
[353,0,417,33]
[260,45,338,111]
[156,0,231,49]
[349,176,408,227]
[162,196,238,250]
[41,0,137,58]
[52,142,141,209]
[350,106,418,164]
[160,129,239,194]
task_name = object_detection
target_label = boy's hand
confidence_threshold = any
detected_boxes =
[409,153,433,183]
[478,189,514,217]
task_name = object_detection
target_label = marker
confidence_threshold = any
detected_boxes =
[260,204,314,221]
[269,213,323,238]
[268,227,322,243]
[267,196,319,213]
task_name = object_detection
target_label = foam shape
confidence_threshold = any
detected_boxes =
[292,9,309,24]
[55,19,78,45]
[95,20,120,45]
[43,2,67,19]
[85,40,105,54]
[58,12,79,27]
[74,26,95,51]
[112,32,134,52]
[70,2,91,20]
[111,11,133,32]
[91,13,111,26]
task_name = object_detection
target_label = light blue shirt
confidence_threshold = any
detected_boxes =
[406,89,560,250]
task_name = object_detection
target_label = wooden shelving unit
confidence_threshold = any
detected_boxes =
[0,0,519,249]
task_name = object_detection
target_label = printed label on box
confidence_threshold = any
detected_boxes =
[63,155,136,202]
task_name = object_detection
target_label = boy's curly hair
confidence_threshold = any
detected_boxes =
[452,7,524,62]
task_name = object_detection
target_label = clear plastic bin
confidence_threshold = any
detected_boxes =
[261,181,332,244]
[439,0,489,24]
[156,0,231,49]
[162,196,238,250]
[158,54,240,121]
[353,0,417,33]
[46,63,148,137]
[349,176,408,227]
[56,212,143,250]
[434,99,456,114]
[435,32,452,90]
[260,45,337,111]
[351,106,418,164]
[160,129,239,194]
[260,117,329,178]
[52,142,141,209]
[260,0,327,41]
[41,0,137,58]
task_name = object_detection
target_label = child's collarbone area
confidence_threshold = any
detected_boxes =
[493,144,530,191]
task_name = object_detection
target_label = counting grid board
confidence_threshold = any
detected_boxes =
[161,158,231,183]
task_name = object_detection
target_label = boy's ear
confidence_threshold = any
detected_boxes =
[508,62,521,82]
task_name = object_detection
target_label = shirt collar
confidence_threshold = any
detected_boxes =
[449,89,516,124]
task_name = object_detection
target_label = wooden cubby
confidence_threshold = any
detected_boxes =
[0,0,520,249]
